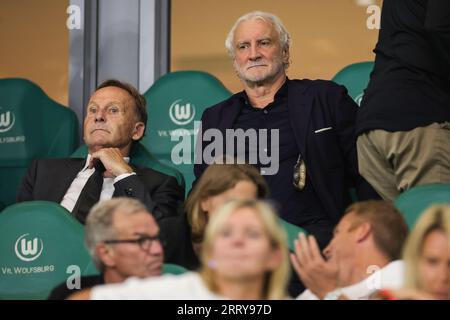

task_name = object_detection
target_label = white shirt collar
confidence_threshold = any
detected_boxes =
[341,260,405,299]
[81,154,131,172]
[296,260,405,300]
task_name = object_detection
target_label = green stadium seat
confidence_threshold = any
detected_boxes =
[71,142,185,190]
[279,218,308,252]
[162,263,188,275]
[394,184,450,229]
[0,78,79,207]
[332,61,374,106]
[0,201,96,299]
[142,71,232,194]
[332,62,375,203]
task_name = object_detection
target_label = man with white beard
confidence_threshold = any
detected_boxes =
[194,11,379,254]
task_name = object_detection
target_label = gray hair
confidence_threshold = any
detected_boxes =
[84,197,149,270]
[225,11,292,63]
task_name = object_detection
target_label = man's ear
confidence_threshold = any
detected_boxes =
[132,122,145,141]
[282,47,290,65]
[355,222,372,243]
[96,243,116,268]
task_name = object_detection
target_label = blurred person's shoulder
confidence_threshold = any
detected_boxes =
[92,272,224,300]
[296,260,404,300]
[48,274,103,300]
[344,260,405,300]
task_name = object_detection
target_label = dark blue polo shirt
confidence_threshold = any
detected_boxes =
[231,80,330,227]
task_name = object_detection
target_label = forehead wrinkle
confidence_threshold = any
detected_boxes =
[234,19,277,38]
[132,230,159,237]
[91,87,134,107]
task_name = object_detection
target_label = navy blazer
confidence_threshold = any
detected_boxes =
[194,79,379,224]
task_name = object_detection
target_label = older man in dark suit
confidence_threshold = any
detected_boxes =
[194,11,379,249]
[17,79,184,224]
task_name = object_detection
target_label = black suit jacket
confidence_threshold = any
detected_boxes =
[17,158,184,221]
[158,213,199,270]
[194,79,379,224]
[47,274,104,300]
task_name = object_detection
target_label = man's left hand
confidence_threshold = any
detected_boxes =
[290,233,339,299]
[90,148,133,178]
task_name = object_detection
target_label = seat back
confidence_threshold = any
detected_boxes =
[0,78,79,207]
[71,142,185,189]
[394,184,450,229]
[279,218,308,252]
[0,201,96,299]
[162,263,188,275]
[332,62,375,203]
[142,71,232,193]
[332,62,374,106]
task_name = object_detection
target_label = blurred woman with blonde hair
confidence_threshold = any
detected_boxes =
[199,199,290,299]
[378,205,450,300]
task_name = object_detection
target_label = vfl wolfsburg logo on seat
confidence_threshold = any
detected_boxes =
[169,99,196,126]
[0,109,15,133]
[14,234,44,262]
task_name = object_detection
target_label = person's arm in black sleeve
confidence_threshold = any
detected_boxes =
[113,173,184,220]
[331,83,380,200]
[192,109,211,190]
[47,281,72,300]
[424,0,450,77]
[16,159,38,202]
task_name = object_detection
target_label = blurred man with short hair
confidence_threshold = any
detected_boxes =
[292,200,409,300]
[48,197,164,299]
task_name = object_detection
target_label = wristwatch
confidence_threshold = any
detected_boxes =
[323,289,344,300]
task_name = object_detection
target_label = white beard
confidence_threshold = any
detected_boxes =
[234,58,285,85]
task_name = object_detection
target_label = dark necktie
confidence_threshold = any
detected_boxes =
[71,161,106,224]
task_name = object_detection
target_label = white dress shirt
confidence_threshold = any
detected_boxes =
[60,154,136,212]
[296,260,405,300]
[91,272,225,300]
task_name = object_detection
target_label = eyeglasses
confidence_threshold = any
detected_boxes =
[104,234,162,251]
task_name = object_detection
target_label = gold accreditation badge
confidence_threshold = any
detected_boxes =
[293,156,306,190]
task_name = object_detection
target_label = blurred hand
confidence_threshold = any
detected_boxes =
[290,233,339,299]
